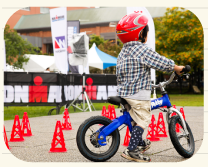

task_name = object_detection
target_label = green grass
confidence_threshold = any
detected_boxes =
[4,103,112,121]
[4,94,203,121]
[158,94,204,107]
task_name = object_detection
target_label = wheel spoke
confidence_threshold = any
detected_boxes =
[177,134,184,139]
[89,127,94,133]
[106,136,112,142]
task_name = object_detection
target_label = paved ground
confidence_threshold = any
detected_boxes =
[4,106,203,162]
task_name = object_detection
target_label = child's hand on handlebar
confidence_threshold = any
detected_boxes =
[174,65,185,75]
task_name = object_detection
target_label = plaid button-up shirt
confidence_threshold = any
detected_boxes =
[116,41,175,97]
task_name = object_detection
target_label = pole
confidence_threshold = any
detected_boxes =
[83,72,85,111]
[115,26,117,45]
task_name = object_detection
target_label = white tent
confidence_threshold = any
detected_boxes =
[22,54,59,72]
[88,43,117,70]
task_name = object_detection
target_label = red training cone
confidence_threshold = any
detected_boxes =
[4,126,11,149]
[49,121,67,152]
[105,109,109,119]
[10,115,25,142]
[21,112,33,136]
[107,105,112,119]
[146,114,160,141]
[177,108,186,130]
[171,112,181,133]
[156,113,168,137]
[101,106,107,117]
[171,112,176,117]
[122,126,130,146]
[180,108,186,120]
[109,105,116,120]
[61,109,73,130]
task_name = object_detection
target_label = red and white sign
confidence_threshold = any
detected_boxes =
[4,76,117,103]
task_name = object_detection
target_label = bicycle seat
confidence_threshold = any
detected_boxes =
[107,96,128,106]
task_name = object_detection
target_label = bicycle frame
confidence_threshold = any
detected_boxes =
[97,93,189,146]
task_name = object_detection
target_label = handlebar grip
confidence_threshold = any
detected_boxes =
[181,65,191,73]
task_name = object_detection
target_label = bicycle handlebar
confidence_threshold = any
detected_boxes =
[152,65,191,90]
[180,65,191,73]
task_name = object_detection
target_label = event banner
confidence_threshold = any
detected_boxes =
[50,7,68,74]
[4,72,117,105]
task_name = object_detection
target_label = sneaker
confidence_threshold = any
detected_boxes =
[121,148,151,162]
[137,139,151,153]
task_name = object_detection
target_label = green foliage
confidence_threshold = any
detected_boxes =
[98,39,123,58]
[89,34,105,49]
[154,7,204,70]
[98,40,123,74]
[4,24,40,69]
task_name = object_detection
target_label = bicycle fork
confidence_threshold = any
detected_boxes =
[167,107,189,135]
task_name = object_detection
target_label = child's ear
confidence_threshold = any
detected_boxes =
[139,30,143,38]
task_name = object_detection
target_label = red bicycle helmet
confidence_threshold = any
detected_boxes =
[116,11,148,43]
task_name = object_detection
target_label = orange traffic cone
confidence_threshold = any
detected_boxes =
[49,121,67,152]
[21,112,33,136]
[4,126,11,149]
[156,113,168,137]
[146,114,160,141]
[10,115,24,142]
[61,109,73,130]
[122,126,130,146]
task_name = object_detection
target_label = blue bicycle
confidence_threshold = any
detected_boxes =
[76,65,195,162]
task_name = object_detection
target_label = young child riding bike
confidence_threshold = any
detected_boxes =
[116,12,184,162]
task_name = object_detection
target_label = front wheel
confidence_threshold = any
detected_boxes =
[169,116,195,158]
[76,116,120,162]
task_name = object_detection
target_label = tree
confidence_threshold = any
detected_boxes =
[4,25,40,69]
[154,7,204,90]
[89,34,105,49]
[154,7,203,69]
[98,39,123,58]
[98,40,123,74]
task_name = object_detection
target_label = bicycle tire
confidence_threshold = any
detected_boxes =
[169,116,195,158]
[76,116,120,162]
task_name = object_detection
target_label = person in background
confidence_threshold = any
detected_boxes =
[44,67,50,72]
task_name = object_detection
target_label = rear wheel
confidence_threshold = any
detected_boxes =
[76,116,120,162]
[169,116,195,158]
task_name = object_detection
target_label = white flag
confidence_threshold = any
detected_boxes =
[50,7,68,74]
